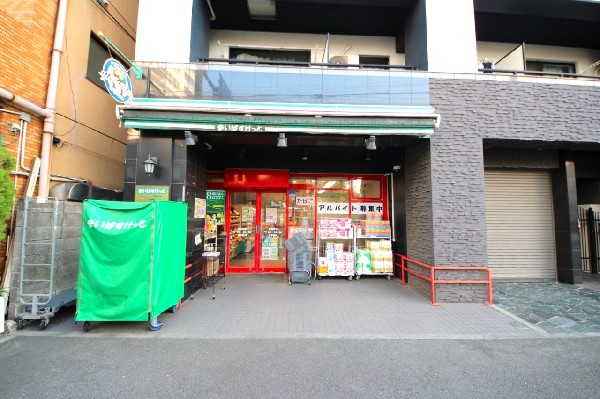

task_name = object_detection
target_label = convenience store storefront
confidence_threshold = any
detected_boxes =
[206,170,390,275]
[119,98,439,291]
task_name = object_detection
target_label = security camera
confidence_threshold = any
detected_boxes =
[10,123,21,134]
[392,164,402,172]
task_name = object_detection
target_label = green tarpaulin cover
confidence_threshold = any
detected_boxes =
[76,200,187,321]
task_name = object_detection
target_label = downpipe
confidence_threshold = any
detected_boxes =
[39,0,68,197]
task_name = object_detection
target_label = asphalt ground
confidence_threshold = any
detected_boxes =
[1,335,599,398]
[2,274,600,398]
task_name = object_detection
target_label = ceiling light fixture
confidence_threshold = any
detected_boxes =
[277,133,287,147]
[302,147,308,161]
[365,136,376,150]
[247,0,277,20]
[184,131,197,145]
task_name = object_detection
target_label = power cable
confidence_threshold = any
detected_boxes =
[110,2,136,35]
[62,34,78,136]
[55,112,127,146]
[89,0,136,42]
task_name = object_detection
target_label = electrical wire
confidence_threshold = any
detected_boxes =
[62,34,78,136]
[54,112,127,146]
[54,140,126,165]
[89,0,136,42]
[110,2,136,35]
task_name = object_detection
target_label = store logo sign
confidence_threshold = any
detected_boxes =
[99,58,133,103]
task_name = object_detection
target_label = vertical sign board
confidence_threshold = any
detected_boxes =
[206,190,226,224]
[205,190,225,236]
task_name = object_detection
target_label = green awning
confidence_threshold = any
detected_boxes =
[118,99,439,137]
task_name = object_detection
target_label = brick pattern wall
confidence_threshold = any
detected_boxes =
[406,78,600,302]
[405,141,434,265]
[0,0,57,282]
[7,199,82,318]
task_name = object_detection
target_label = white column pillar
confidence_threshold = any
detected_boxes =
[406,0,478,73]
[136,0,195,62]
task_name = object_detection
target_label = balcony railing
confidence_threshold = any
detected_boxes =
[131,60,430,107]
[130,59,600,108]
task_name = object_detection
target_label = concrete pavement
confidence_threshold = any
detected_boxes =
[3,273,600,340]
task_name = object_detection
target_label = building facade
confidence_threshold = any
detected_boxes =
[107,1,600,301]
[7,0,600,301]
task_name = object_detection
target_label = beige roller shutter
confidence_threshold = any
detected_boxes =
[484,170,556,281]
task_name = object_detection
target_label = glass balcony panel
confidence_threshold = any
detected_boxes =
[300,68,323,104]
[323,70,347,104]
[412,78,431,105]
[367,72,390,105]
[277,68,302,103]
[132,62,429,107]
[255,67,278,101]
[345,71,368,104]
[231,67,255,102]
[389,74,413,105]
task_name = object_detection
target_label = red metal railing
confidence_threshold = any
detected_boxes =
[393,254,493,305]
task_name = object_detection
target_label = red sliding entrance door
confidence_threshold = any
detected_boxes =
[227,191,287,273]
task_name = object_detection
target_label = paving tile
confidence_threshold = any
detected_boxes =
[493,274,600,335]
[11,274,600,340]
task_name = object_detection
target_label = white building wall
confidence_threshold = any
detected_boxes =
[424,0,478,73]
[136,0,194,62]
[209,30,406,65]
[477,43,600,73]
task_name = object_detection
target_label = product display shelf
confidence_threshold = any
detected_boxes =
[354,226,394,281]
[316,217,355,281]
[203,224,225,287]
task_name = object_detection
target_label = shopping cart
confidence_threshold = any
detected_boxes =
[284,233,312,285]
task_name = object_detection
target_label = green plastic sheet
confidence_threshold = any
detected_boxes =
[76,200,187,322]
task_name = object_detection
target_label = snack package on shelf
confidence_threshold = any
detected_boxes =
[318,257,329,275]
[355,250,372,273]
[384,260,394,273]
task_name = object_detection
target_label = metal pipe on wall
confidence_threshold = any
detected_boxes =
[39,0,68,197]
[205,0,216,20]
[0,89,48,118]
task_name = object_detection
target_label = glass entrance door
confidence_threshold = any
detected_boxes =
[258,192,287,272]
[228,192,257,272]
[228,191,287,273]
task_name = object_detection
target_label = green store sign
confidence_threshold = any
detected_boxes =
[134,185,170,202]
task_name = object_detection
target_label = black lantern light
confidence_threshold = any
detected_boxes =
[143,154,159,175]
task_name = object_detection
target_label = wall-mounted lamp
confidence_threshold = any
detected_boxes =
[143,154,159,175]
[277,133,287,147]
[302,147,308,161]
[185,131,197,145]
[365,136,376,150]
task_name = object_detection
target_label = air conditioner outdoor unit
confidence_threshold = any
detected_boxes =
[329,54,360,67]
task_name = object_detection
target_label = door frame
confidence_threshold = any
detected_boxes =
[226,189,289,274]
